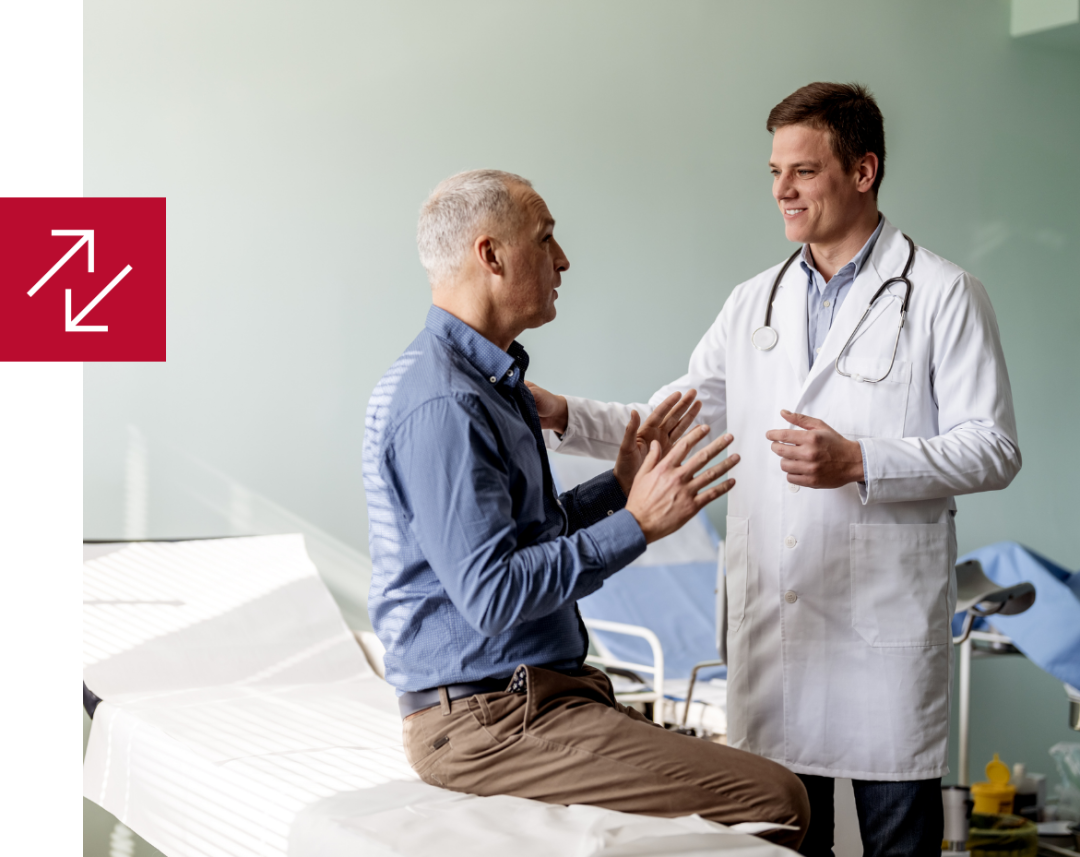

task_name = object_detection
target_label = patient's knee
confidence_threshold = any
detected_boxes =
[769,768,811,847]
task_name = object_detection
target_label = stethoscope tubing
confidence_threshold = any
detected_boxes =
[752,234,916,366]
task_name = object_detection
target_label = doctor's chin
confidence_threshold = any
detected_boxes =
[82,3,1080,857]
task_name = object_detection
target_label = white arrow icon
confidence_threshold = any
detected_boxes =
[66,265,132,332]
[28,229,95,296]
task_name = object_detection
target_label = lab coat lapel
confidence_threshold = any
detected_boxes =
[800,218,908,395]
[775,256,810,385]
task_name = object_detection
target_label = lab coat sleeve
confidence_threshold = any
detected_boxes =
[860,272,1021,504]
[544,306,730,460]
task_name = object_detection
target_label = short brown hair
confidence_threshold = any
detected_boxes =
[766,82,886,195]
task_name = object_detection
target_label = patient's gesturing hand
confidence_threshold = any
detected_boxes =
[612,390,702,497]
[624,426,738,544]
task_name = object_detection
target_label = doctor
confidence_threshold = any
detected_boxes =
[530,82,1021,856]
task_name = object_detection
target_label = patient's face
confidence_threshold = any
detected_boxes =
[499,186,570,330]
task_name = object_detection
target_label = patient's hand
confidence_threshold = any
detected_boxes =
[525,381,569,433]
[613,390,702,497]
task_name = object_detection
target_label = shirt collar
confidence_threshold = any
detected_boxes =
[425,305,528,388]
[800,214,885,288]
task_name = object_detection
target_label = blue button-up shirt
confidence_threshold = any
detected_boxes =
[363,306,646,693]
[802,216,884,368]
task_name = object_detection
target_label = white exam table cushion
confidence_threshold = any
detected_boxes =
[84,535,792,856]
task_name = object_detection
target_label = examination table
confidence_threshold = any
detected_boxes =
[83,534,794,857]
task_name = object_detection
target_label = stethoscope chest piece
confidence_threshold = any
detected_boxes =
[752,326,779,351]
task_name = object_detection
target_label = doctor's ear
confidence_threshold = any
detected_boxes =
[853,152,879,194]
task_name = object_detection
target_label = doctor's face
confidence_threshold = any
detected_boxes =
[769,123,868,247]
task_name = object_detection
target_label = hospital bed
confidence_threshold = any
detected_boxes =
[549,453,729,737]
[82,534,796,857]
[951,542,1080,783]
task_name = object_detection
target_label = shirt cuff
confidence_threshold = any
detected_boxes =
[584,508,646,578]
[857,439,870,504]
[575,469,629,513]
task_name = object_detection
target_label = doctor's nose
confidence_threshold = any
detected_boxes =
[773,173,794,201]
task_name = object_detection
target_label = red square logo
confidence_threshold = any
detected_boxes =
[0,198,165,361]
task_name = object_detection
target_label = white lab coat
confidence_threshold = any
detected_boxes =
[547,218,1020,780]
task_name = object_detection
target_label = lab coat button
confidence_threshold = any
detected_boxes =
[788,483,800,493]
[784,535,797,548]
[784,590,798,604]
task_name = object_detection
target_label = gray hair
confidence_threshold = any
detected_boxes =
[417,169,533,284]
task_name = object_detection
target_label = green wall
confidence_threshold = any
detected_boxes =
[84,2,1080,849]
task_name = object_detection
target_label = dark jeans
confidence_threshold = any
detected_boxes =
[797,774,943,857]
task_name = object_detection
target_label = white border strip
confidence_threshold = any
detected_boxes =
[0,1,83,852]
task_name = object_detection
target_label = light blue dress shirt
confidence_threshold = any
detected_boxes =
[362,306,646,693]
[802,216,884,368]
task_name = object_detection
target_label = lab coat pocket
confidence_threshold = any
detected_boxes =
[725,517,749,633]
[831,358,911,439]
[850,522,950,647]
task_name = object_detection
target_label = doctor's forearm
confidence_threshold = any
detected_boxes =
[859,432,1021,505]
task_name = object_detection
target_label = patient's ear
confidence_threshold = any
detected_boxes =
[474,234,503,276]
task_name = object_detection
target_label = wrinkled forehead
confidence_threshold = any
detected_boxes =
[513,184,554,232]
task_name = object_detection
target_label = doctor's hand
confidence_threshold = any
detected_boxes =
[525,381,569,434]
[612,390,703,497]
[766,410,865,489]
[625,425,739,544]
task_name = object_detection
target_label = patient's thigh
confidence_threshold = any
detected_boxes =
[401,666,802,834]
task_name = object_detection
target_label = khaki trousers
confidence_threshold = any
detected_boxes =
[403,665,809,850]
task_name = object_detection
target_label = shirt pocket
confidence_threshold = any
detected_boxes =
[830,358,911,439]
[849,522,950,647]
[725,517,749,633]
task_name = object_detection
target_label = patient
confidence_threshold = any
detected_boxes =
[362,169,809,848]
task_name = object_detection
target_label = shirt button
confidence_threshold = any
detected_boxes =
[784,535,797,548]
[823,299,832,308]
[606,510,614,516]
[489,375,497,383]
[815,347,821,354]
[506,369,514,377]
[784,590,798,604]
[788,483,800,493]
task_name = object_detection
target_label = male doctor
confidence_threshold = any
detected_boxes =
[529,82,1021,856]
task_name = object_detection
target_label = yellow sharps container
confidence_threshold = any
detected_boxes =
[971,754,1016,815]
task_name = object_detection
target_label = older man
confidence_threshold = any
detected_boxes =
[362,169,809,846]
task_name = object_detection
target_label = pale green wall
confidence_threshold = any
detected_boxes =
[84,2,1080,849]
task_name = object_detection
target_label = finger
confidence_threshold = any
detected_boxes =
[685,432,735,472]
[668,399,703,442]
[664,424,712,467]
[661,389,699,428]
[642,391,683,428]
[780,409,826,430]
[640,439,662,473]
[693,479,736,509]
[765,429,805,444]
[779,457,813,474]
[618,410,642,456]
[771,441,810,460]
[689,454,740,491]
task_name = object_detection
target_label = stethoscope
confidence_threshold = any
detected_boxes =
[751,235,916,384]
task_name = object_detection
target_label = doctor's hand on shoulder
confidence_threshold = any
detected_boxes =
[766,409,865,489]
